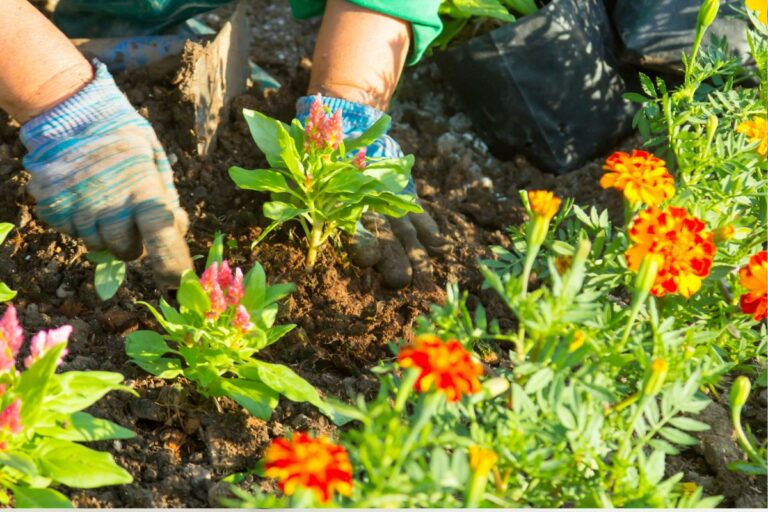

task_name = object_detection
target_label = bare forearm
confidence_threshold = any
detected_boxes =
[0,0,93,123]
[308,0,411,111]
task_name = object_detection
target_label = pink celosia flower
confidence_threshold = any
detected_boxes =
[200,260,248,319]
[0,400,22,434]
[232,305,254,332]
[0,306,23,373]
[24,325,72,369]
[227,268,245,306]
[352,147,367,170]
[304,94,343,152]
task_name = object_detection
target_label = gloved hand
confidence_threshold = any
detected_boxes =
[20,61,192,287]
[296,95,450,289]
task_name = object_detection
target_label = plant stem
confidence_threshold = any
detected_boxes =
[390,393,441,477]
[731,406,764,466]
[305,221,324,270]
[617,298,642,354]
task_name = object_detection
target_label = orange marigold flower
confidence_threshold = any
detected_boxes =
[527,190,561,221]
[398,334,483,402]
[738,250,768,321]
[737,116,768,156]
[625,206,715,298]
[264,432,353,503]
[600,150,675,206]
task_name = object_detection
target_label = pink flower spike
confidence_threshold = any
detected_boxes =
[24,325,72,369]
[208,283,227,318]
[218,261,234,291]
[227,267,245,306]
[0,306,23,373]
[353,147,367,170]
[0,400,22,434]
[324,109,343,150]
[200,262,220,292]
[232,305,254,333]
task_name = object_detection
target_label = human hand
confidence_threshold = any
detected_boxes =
[20,61,192,288]
[296,95,450,289]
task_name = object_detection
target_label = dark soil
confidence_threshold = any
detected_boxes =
[0,0,763,508]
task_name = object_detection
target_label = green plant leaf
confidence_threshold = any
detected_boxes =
[36,438,133,488]
[344,115,391,151]
[0,451,38,478]
[276,124,305,185]
[46,371,135,414]
[229,167,293,194]
[36,412,135,442]
[239,360,339,423]
[125,330,183,379]
[91,254,126,301]
[0,223,13,244]
[242,109,287,167]
[178,270,211,319]
[206,232,225,268]
[12,486,72,508]
[16,343,66,425]
[242,263,267,311]
[219,378,279,420]
[0,282,16,303]
[263,201,308,223]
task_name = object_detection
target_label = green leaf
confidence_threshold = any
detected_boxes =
[276,124,305,185]
[361,156,414,192]
[658,427,699,446]
[344,115,391,151]
[16,343,66,425]
[263,283,295,306]
[46,371,135,414]
[206,232,225,268]
[444,0,515,20]
[178,270,211,318]
[242,263,267,311]
[239,361,339,423]
[36,439,133,488]
[12,486,72,508]
[36,412,134,442]
[219,378,279,420]
[0,282,16,303]
[125,331,183,379]
[0,451,39,478]
[264,201,307,223]
[524,368,554,394]
[242,109,287,167]
[668,416,710,432]
[93,256,126,301]
[229,167,292,194]
[0,223,13,245]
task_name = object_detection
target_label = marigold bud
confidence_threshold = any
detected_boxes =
[697,0,719,30]
[633,253,662,299]
[729,376,751,410]
[469,446,498,475]
[568,331,585,352]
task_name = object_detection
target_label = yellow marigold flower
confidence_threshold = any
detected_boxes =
[469,446,498,475]
[398,334,483,402]
[264,432,353,503]
[527,190,562,221]
[600,150,675,206]
[681,482,699,496]
[737,116,768,156]
[625,206,715,298]
[738,250,768,321]
[568,331,585,352]
[746,0,768,24]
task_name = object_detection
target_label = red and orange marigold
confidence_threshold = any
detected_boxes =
[625,206,715,298]
[600,150,675,206]
[738,250,767,321]
[264,432,353,503]
[397,334,483,402]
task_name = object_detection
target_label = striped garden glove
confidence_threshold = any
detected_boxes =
[20,61,192,287]
[296,95,449,289]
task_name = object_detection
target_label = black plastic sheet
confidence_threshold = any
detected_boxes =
[435,0,635,174]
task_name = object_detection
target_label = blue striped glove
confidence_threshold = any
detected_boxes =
[296,96,449,289]
[20,61,192,287]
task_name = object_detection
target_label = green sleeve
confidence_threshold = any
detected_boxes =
[289,0,443,65]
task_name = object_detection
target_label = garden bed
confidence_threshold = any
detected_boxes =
[0,0,765,507]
